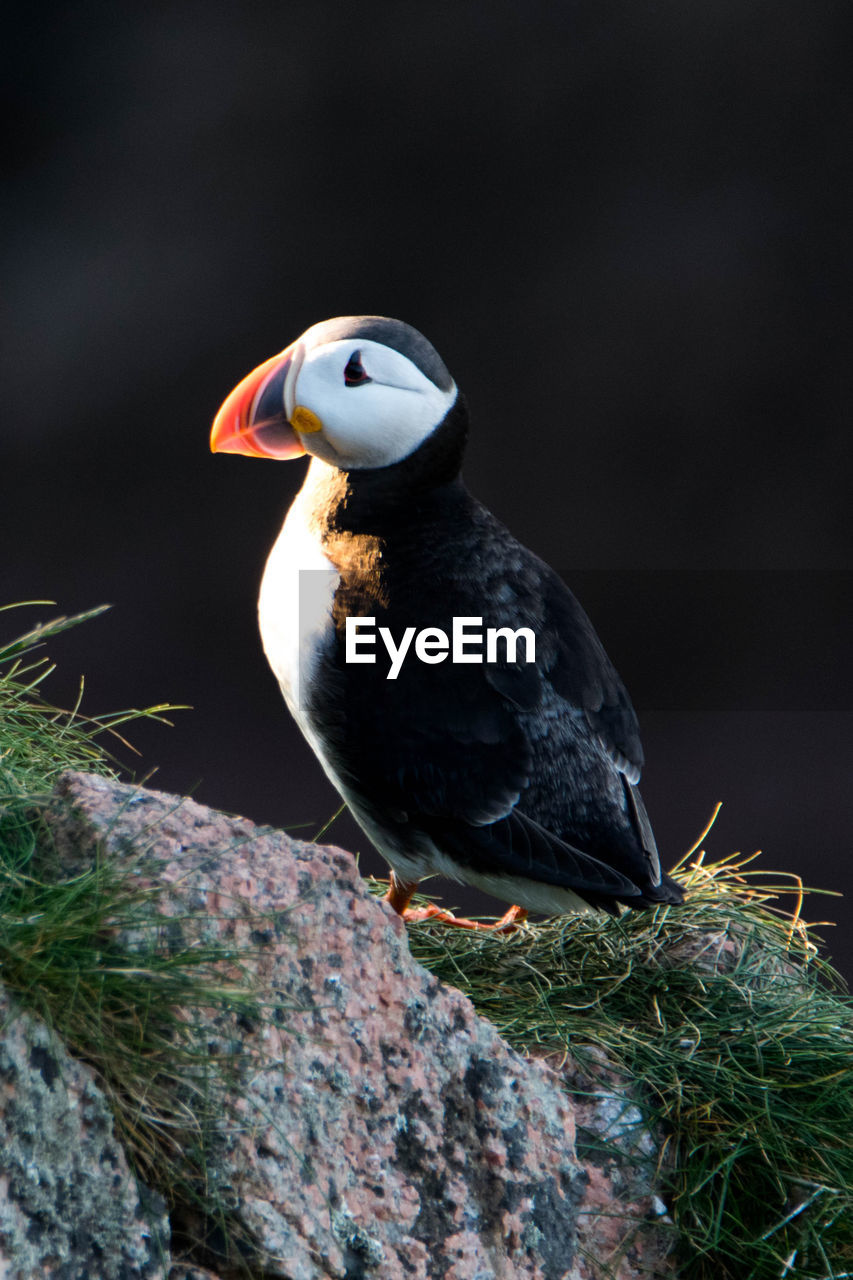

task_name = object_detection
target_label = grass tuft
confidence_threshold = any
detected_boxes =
[0,603,260,1270]
[393,814,853,1279]
[0,601,178,798]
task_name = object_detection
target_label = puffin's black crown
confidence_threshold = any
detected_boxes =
[309,316,454,393]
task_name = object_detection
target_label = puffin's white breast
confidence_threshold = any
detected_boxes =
[257,487,339,744]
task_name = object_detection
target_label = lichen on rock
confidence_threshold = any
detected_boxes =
[0,983,170,1279]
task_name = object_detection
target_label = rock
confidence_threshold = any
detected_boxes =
[563,1053,674,1279]
[34,770,674,1279]
[167,1268,223,1280]
[0,982,170,1280]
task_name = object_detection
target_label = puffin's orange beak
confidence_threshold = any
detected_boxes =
[210,344,306,460]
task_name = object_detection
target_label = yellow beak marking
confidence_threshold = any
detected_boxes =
[291,405,323,434]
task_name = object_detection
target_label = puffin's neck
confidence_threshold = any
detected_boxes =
[299,394,469,537]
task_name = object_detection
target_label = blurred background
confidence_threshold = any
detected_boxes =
[2,2,851,975]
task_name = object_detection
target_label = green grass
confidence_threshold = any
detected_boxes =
[398,822,853,1279]
[0,603,262,1268]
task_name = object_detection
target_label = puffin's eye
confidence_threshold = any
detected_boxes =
[344,351,372,386]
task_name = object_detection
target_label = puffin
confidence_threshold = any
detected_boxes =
[210,316,683,929]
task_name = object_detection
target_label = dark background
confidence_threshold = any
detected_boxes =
[3,3,851,975]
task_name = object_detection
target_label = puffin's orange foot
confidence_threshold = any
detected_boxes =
[382,873,527,932]
[400,902,528,932]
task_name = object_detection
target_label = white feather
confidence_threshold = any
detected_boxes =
[257,484,338,749]
[292,337,457,470]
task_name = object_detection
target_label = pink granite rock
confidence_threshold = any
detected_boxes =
[563,1053,674,1279]
[39,771,675,1279]
[0,983,170,1279]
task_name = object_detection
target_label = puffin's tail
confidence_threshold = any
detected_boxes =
[622,776,685,906]
[635,869,685,906]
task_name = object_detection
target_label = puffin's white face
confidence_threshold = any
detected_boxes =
[287,333,457,469]
[210,318,458,471]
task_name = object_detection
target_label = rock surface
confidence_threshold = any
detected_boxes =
[566,1055,672,1279]
[0,982,170,1279]
[10,770,675,1279]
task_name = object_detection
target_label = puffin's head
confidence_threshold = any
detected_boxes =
[210,316,458,471]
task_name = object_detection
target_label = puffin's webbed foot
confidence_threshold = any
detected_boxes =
[383,872,527,933]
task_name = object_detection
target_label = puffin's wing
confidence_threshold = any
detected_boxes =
[330,598,653,897]
[423,806,644,900]
[432,501,645,781]
[531,562,645,783]
[338,668,647,901]
[338,655,534,825]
